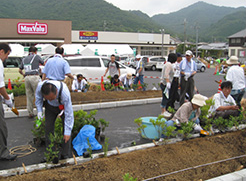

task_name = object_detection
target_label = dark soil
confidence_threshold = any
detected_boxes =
[14,90,162,109]
[2,129,246,181]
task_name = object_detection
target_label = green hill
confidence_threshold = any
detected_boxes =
[0,0,161,32]
[152,1,246,42]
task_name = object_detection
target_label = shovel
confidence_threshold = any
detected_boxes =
[11,107,19,116]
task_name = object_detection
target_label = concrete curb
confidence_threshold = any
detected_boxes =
[4,97,162,118]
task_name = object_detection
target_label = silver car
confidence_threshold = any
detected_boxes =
[193,58,206,72]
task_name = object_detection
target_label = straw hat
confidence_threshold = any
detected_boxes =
[126,72,132,79]
[226,56,239,65]
[191,94,207,107]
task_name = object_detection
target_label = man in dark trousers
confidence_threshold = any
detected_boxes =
[179,50,197,106]
[0,43,17,161]
[19,46,44,118]
[35,80,74,160]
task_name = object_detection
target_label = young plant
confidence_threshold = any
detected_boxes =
[86,137,92,159]
[123,173,138,181]
[149,115,166,139]
[134,118,147,138]
[32,117,46,145]
[178,121,194,140]
[103,137,109,157]
[44,132,63,163]
[163,124,177,139]
[167,106,176,114]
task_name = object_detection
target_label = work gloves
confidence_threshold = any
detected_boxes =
[4,98,13,108]
[37,112,44,120]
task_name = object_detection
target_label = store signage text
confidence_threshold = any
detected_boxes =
[17,21,48,35]
[79,31,98,40]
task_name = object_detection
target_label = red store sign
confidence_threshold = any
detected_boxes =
[17,21,48,35]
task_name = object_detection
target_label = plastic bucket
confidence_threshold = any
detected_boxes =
[140,117,166,140]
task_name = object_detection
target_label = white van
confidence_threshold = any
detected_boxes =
[64,56,136,83]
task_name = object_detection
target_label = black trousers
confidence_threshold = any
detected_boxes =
[166,78,179,109]
[180,76,194,106]
[44,101,72,158]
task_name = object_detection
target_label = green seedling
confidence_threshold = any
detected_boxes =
[178,121,194,140]
[103,137,109,157]
[87,137,92,159]
[134,117,147,138]
[123,173,138,181]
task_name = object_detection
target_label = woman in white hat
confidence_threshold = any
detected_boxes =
[226,56,246,107]
[165,94,208,134]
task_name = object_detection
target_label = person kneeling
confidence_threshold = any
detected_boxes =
[165,94,209,135]
[208,81,240,119]
[72,74,88,92]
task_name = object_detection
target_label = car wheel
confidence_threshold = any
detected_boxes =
[200,66,206,72]
[129,65,133,68]
[151,65,156,71]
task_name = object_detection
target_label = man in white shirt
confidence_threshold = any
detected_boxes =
[209,81,240,119]
[226,56,245,108]
[0,43,17,161]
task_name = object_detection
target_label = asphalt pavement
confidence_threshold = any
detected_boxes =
[1,68,223,170]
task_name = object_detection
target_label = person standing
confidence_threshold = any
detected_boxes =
[19,46,44,118]
[226,56,245,108]
[160,53,176,117]
[0,43,17,161]
[42,46,74,81]
[134,54,145,91]
[179,50,197,106]
[35,80,74,160]
[103,54,120,83]
[166,53,182,109]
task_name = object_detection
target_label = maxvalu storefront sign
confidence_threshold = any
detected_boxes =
[17,21,48,35]
[79,31,98,40]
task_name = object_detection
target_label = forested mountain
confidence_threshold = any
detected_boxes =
[151,1,246,42]
[0,0,161,32]
[0,0,245,42]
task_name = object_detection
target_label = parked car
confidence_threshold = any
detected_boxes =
[156,56,168,71]
[193,58,206,72]
[64,56,136,83]
[125,58,137,68]
[3,56,24,85]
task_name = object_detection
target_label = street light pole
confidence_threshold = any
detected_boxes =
[160,29,165,57]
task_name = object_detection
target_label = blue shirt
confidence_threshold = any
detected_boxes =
[179,58,197,76]
[35,80,74,135]
[42,54,71,81]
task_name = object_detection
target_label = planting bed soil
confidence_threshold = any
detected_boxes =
[2,129,246,181]
[14,90,162,109]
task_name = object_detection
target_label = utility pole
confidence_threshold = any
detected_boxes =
[195,22,200,58]
[159,29,165,57]
[182,18,187,54]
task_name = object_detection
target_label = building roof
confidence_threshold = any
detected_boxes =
[228,28,246,38]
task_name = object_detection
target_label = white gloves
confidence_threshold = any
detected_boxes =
[136,73,139,77]
[166,82,171,89]
[184,72,191,81]
[193,124,203,132]
[174,119,181,127]
[37,112,44,120]
[4,99,13,108]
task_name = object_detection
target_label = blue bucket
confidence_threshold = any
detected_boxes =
[140,117,166,139]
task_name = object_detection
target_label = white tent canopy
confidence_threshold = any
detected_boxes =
[35,44,56,55]
[61,44,84,55]
[85,44,134,57]
[80,47,95,56]
[9,44,25,57]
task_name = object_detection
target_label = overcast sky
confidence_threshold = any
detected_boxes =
[104,0,246,16]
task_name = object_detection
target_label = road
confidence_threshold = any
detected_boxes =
[1,67,224,170]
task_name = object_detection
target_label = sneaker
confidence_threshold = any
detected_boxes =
[162,111,172,117]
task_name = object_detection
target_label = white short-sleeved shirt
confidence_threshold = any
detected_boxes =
[0,60,5,88]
